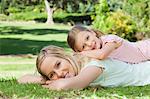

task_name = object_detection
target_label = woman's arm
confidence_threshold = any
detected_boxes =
[42,66,103,90]
[81,42,121,59]
[18,74,46,84]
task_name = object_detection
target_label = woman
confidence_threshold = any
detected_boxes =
[18,45,150,90]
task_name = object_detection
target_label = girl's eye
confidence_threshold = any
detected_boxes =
[82,45,85,50]
[86,36,89,40]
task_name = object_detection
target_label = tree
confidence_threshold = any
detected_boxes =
[44,0,98,24]
[44,0,54,24]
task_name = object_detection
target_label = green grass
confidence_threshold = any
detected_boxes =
[0,64,34,71]
[0,79,150,98]
[0,56,35,62]
[0,21,150,98]
[0,21,71,55]
[0,56,36,79]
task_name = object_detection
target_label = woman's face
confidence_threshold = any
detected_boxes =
[40,56,75,80]
[74,31,102,52]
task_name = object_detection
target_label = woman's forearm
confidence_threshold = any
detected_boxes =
[60,67,102,90]
[43,67,102,90]
[62,76,89,90]
[18,74,46,84]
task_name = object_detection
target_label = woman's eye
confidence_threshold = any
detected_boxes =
[56,62,61,69]
[50,73,53,78]
[49,72,54,78]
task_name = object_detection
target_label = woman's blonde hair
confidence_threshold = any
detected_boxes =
[67,25,104,52]
[36,45,91,80]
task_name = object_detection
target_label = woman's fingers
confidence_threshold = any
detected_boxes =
[40,80,46,85]
[46,80,53,84]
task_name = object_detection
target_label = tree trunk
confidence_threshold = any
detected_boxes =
[44,0,54,24]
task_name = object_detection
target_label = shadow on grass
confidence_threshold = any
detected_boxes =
[0,26,69,35]
[0,38,69,55]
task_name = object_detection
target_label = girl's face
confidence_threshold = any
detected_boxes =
[75,31,102,52]
[40,56,75,80]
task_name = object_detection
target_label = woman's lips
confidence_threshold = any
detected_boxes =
[65,73,74,78]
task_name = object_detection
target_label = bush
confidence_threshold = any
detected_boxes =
[92,0,150,41]
[122,0,150,38]
[0,14,8,21]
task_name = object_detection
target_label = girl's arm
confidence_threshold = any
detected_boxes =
[81,42,122,59]
[18,74,46,84]
[42,66,103,90]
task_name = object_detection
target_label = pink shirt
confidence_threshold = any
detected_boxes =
[101,35,150,64]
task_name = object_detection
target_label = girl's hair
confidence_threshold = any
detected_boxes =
[67,25,104,52]
[36,45,90,80]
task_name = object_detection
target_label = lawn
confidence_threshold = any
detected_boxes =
[0,21,150,98]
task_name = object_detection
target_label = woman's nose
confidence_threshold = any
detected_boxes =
[51,75,59,80]
[55,70,64,78]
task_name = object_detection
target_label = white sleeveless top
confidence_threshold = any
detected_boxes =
[83,59,150,87]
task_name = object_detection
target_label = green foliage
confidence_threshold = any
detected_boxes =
[7,7,21,13]
[58,0,97,13]
[0,14,8,21]
[92,0,150,41]
[92,0,110,32]
[0,0,44,14]
[78,1,95,13]
[53,9,68,18]
[0,0,95,23]
[122,0,150,35]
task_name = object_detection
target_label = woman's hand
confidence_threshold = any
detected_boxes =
[42,79,66,90]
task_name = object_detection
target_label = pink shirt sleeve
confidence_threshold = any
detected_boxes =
[101,35,123,44]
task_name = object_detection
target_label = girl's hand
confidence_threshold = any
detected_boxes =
[42,79,66,90]
[79,41,122,60]
[80,51,97,58]
[80,50,101,59]
[115,41,123,48]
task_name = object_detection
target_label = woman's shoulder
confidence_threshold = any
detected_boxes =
[84,58,111,68]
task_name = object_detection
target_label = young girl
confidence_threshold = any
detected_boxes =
[18,45,150,90]
[67,25,150,64]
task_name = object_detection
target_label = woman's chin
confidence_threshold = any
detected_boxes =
[65,73,75,78]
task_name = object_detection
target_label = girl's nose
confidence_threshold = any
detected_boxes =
[85,41,92,47]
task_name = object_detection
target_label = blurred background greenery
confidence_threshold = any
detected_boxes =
[0,0,149,41]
